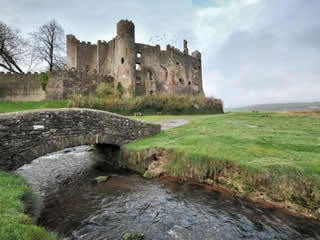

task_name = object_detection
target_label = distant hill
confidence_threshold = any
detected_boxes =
[227,102,320,112]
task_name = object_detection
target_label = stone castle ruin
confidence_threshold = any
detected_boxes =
[0,20,204,101]
[66,19,204,98]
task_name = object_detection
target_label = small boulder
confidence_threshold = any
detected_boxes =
[143,171,153,179]
[204,178,214,185]
[91,176,110,184]
[123,232,144,240]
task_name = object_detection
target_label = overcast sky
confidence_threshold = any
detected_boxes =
[1,0,319,107]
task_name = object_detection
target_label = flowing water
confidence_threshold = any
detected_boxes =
[18,147,320,240]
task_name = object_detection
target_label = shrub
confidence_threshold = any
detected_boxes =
[69,93,224,115]
[96,83,114,99]
[117,82,124,98]
[39,72,49,91]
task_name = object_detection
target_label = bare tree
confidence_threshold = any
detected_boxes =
[32,19,65,72]
[25,44,41,72]
[0,22,25,73]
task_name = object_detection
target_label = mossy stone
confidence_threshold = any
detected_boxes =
[123,232,144,240]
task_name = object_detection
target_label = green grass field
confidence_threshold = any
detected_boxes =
[129,112,320,212]
[130,112,320,178]
[0,171,59,240]
[0,100,69,113]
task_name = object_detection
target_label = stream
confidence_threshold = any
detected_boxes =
[17,147,320,240]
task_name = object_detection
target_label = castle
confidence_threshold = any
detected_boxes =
[0,20,205,101]
[66,19,204,97]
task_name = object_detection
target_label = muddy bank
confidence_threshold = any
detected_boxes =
[120,148,320,221]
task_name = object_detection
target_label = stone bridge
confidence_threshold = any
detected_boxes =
[0,108,160,171]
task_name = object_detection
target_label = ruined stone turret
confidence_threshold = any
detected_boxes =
[183,40,189,55]
[117,19,135,39]
[115,20,136,98]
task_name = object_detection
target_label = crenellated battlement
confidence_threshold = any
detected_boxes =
[117,19,135,39]
[98,40,108,46]
[0,71,39,76]
[166,44,184,55]
[117,19,134,25]
[79,41,97,47]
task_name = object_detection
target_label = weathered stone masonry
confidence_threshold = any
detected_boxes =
[0,109,160,171]
[46,71,114,99]
[0,72,45,101]
[67,19,204,98]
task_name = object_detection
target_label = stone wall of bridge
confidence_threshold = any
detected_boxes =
[0,108,160,171]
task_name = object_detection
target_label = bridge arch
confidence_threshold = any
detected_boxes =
[0,108,160,171]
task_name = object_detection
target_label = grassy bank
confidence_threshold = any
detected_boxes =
[127,112,320,217]
[0,100,68,113]
[0,171,58,240]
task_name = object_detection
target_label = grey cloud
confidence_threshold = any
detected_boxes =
[1,0,194,43]
[204,0,320,107]
[1,0,319,107]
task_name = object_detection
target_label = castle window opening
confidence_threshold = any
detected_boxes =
[137,52,142,58]
[188,81,191,86]
[136,63,141,71]
[150,90,153,95]
[121,58,125,64]
[179,78,184,84]
[176,62,179,65]
[148,71,153,80]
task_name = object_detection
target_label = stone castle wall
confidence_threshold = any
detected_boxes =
[67,35,98,73]
[66,20,204,98]
[0,70,114,102]
[135,43,203,96]
[46,71,114,100]
[0,72,45,101]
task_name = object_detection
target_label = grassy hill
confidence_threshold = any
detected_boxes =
[227,101,320,112]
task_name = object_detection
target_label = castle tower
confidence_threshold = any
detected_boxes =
[66,35,78,70]
[114,20,136,98]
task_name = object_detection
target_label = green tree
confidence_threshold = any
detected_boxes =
[39,72,49,90]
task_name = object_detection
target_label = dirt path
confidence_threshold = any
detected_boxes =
[153,119,189,130]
